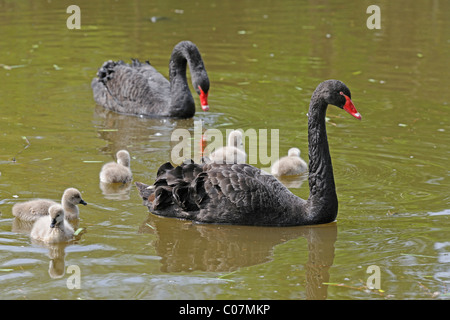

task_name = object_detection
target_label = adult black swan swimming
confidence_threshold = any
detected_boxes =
[91,41,210,118]
[136,80,361,226]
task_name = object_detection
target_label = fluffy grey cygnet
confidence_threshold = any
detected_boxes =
[99,150,133,183]
[12,188,87,222]
[271,148,308,176]
[30,204,74,243]
[209,130,247,164]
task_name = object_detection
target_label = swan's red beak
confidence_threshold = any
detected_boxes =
[198,86,209,112]
[341,92,361,120]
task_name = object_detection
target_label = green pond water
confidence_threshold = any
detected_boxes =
[0,0,449,300]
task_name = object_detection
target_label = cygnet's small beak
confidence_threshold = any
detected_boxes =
[80,199,87,206]
[50,219,57,228]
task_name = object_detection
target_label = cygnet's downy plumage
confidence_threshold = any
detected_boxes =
[209,130,247,164]
[12,188,87,222]
[99,150,133,183]
[271,148,307,176]
[30,204,74,244]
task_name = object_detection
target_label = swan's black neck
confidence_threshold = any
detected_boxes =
[168,41,206,118]
[305,93,338,224]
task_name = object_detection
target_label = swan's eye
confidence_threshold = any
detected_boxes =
[339,91,344,96]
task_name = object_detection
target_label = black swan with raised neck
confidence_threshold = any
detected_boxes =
[91,41,210,118]
[136,80,361,226]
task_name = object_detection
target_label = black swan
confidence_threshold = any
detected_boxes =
[135,80,361,226]
[91,41,210,118]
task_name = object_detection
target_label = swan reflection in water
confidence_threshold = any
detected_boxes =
[99,181,133,200]
[16,220,84,279]
[139,216,337,300]
[93,104,220,159]
[27,222,86,280]
[271,171,308,189]
[29,240,73,279]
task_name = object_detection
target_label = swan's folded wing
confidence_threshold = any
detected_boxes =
[136,162,298,225]
[194,164,287,224]
[93,60,170,115]
[106,65,166,104]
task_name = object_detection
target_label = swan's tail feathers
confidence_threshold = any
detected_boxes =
[97,58,151,84]
[135,180,175,212]
[131,58,151,67]
[179,161,204,183]
[153,185,174,209]
[156,162,175,178]
[173,182,199,211]
[155,160,204,186]
[136,160,208,218]
[192,172,209,206]
[96,60,125,84]
[135,182,155,208]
